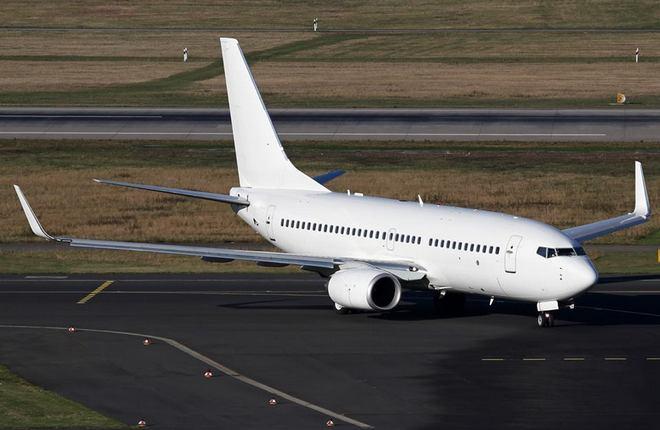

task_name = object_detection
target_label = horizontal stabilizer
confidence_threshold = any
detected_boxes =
[94,179,249,206]
[563,161,651,242]
[313,169,346,185]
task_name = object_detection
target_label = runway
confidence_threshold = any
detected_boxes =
[1,107,660,141]
[1,273,660,429]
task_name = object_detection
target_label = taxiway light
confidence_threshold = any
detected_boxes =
[67,326,76,333]
[137,419,147,428]
[203,370,214,379]
[142,338,152,346]
[326,419,335,427]
[268,398,277,406]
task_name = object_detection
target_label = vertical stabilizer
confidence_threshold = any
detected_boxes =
[220,38,327,191]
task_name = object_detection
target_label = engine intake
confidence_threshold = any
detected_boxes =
[328,268,402,311]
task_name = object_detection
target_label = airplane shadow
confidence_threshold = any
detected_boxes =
[215,275,660,326]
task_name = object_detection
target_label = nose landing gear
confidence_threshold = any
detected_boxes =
[537,312,555,327]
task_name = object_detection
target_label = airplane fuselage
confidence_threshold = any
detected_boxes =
[232,188,598,304]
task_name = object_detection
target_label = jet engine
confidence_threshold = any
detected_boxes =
[327,268,402,311]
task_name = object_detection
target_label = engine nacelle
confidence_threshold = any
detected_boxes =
[327,268,402,311]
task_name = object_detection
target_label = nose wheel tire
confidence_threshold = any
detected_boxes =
[537,312,555,327]
[334,302,351,315]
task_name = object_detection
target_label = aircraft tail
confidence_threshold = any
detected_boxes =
[220,38,326,191]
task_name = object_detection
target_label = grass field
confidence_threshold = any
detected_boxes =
[1,2,659,107]
[2,1,659,29]
[0,364,125,429]
[1,247,657,275]
[2,139,658,246]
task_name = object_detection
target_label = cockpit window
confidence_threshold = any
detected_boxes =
[536,246,586,258]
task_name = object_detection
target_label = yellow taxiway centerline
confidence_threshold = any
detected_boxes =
[77,281,114,304]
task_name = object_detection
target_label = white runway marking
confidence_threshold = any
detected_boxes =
[4,278,321,283]
[0,115,162,119]
[0,131,607,137]
[0,324,373,429]
[581,306,660,318]
[0,290,326,297]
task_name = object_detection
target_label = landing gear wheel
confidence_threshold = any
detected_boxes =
[334,302,351,315]
[537,312,555,327]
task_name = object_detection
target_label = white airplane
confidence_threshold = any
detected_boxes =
[14,38,651,327]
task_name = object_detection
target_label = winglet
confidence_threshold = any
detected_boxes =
[13,185,54,240]
[634,161,651,218]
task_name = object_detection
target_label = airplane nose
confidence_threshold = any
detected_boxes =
[574,260,598,292]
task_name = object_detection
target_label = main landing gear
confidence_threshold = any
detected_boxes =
[433,291,466,316]
[537,311,555,327]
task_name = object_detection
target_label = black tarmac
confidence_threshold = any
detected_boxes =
[2,107,660,141]
[1,273,660,429]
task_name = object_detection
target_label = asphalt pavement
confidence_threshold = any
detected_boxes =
[1,273,660,429]
[1,107,659,141]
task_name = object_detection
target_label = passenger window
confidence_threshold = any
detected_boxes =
[395,234,400,241]
[428,238,433,246]
[451,242,456,249]
[470,244,474,252]
[489,246,493,254]
[295,221,300,228]
[375,231,380,239]
[475,244,480,252]
[495,246,500,254]
[433,239,437,247]
[482,245,487,253]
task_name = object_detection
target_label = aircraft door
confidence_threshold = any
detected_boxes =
[266,205,276,241]
[504,235,522,273]
[386,228,397,251]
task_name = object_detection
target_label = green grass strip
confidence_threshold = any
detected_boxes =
[0,364,126,429]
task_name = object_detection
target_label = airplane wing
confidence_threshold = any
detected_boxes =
[93,179,250,206]
[13,185,425,279]
[562,161,651,243]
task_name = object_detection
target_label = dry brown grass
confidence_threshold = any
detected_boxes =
[0,61,195,91]
[1,167,257,243]
[198,60,660,102]
[1,0,657,29]
[3,160,658,245]
[333,169,660,243]
[0,31,313,58]
[283,33,660,60]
